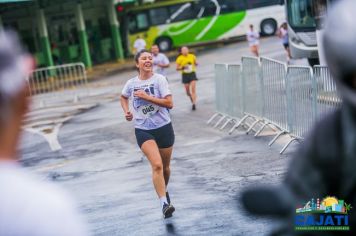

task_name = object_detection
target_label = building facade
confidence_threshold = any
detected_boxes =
[0,0,127,68]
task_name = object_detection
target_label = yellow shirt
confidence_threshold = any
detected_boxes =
[176,54,197,74]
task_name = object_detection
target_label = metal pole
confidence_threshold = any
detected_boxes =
[37,9,54,67]
[76,3,92,69]
[108,0,124,61]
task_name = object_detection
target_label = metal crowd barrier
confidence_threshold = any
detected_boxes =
[260,57,288,131]
[209,57,341,154]
[286,66,316,138]
[207,64,229,127]
[228,64,244,118]
[27,63,89,107]
[313,66,342,120]
[227,57,263,134]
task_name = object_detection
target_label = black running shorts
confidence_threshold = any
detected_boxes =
[182,72,198,84]
[135,123,175,149]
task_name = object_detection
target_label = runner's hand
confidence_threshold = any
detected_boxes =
[125,111,133,121]
[134,90,149,99]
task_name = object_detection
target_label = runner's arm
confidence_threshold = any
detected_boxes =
[159,63,170,68]
[176,63,183,71]
[159,55,170,68]
[176,57,183,71]
[134,90,173,109]
[120,95,133,121]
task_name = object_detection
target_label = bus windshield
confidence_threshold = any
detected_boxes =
[287,0,316,30]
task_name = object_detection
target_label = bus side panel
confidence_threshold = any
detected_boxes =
[159,11,246,47]
[218,5,285,39]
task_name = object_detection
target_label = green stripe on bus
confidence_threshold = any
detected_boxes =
[162,11,246,46]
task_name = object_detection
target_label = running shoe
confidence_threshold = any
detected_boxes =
[162,203,175,219]
[192,104,196,111]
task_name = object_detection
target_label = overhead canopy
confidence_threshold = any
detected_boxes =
[0,0,33,3]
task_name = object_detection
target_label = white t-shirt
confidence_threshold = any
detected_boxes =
[0,161,89,236]
[246,30,260,46]
[133,38,146,53]
[280,27,289,44]
[153,53,170,76]
[121,73,172,130]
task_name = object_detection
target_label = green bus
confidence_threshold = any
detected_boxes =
[117,0,285,55]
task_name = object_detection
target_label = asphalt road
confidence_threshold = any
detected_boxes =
[20,36,300,235]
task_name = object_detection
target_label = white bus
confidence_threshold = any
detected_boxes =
[117,0,286,54]
[285,0,336,65]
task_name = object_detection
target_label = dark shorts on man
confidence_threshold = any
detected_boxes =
[283,43,289,49]
[182,72,198,84]
[135,122,175,149]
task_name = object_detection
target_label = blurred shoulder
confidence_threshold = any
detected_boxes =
[153,73,167,82]
[125,76,139,85]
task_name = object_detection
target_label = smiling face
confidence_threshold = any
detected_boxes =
[136,51,153,73]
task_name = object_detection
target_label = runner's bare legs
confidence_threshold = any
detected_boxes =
[159,147,173,186]
[141,140,166,198]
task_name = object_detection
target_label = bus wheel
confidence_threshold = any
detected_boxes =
[261,19,277,36]
[156,37,172,52]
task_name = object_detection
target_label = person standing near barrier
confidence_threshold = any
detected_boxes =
[0,31,89,236]
[120,50,175,219]
[241,1,356,235]
[151,44,170,78]
[246,24,260,57]
[133,35,146,54]
[277,22,291,63]
[176,46,198,110]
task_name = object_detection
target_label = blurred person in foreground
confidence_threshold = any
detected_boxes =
[0,30,89,236]
[241,0,356,235]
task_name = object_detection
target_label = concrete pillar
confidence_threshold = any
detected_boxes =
[108,0,124,61]
[37,9,53,67]
[76,3,92,68]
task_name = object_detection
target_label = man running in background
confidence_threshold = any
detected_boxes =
[151,44,170,78]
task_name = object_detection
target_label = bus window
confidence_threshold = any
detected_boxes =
[149,7,169,26]
[222,0,246,13]
[201,1,217,17]
[128,12,149,33]
[247,0,283,9]
[168,3,195,22]
[287,0,316,28]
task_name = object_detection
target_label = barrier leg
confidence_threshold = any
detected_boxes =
[268,130,286,146]
[246,119,262,134]
[228,114,249,135]
[220,118,236,130]
[254,122,270,137]
[280,137,299,154]
[207,113,221,125]
[213,115,227,128]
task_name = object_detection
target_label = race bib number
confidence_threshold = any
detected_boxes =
[138,104,159,117]
[183,64,193,73]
